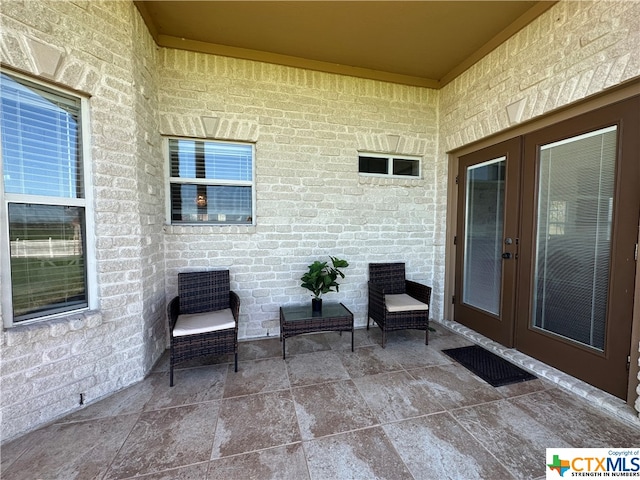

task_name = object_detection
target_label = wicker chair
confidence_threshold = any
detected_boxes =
[367,263,432,348]
[167,270,239,386]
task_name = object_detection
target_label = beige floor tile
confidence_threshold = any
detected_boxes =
[292,379,378,440]
[105,402,220,479]
[2,414,139,480]
[208,443,309,480]
[451,397,572,479]
[60,373,162,423]
[427,329,475,351]
[384,337,453,369]
[365,326,428,349]
[408,362,505,409]
[124,462,210,480]
[281,331,333,358]
[326,328,377,350]
[4,328,639,480]
[285,350,350,387]
[304,426,414,480]
[384,412,518,480]
[354,370,445,422]
[223,357,289,398]
[211,390,300,459]
[170,353,234,370]
[510,388,640,447]
[238,337,283,361]
[336,345,403,378]
[495,377,551,397]
[145,363,227,410]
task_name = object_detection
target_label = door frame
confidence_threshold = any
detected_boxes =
[444,79,640,405]
[454,138,521,347]
[516,99,639,399]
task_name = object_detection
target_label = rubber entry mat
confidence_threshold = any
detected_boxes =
[442,345,537,387]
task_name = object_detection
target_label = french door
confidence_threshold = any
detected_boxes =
[454,138,521,347]
[455,97,639,399]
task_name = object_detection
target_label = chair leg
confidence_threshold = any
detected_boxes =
[382,330,386,348]
[425,329,429,345]
[170,365,174,387]
[234,352,238,372]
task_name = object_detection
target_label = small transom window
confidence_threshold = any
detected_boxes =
[358,153,421,178]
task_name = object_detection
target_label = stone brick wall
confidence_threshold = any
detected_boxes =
[438,0,640,416]
[158,51,440,339]
[1,0,639,443]
[0,1,164,442]
[130,7,166,374]
[439,0,640,149]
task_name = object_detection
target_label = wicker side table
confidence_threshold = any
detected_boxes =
[279,302,354,359]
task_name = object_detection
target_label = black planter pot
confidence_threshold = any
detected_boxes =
[312,297,322,314]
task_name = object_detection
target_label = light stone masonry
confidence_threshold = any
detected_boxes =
[0,0,165,442]
[159,50,440,340]
[0,0,639,444]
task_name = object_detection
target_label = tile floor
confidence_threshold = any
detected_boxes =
[2,325,640,480]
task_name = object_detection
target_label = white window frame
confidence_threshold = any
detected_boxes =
[358,152,422,179]
[0,70,97,328]
[165,137,256,225]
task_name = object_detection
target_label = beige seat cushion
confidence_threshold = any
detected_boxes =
[385,294,429,313]
[173,308,236,337]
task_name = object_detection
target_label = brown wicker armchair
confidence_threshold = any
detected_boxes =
[367,263,431,348]
[167,270,239,386]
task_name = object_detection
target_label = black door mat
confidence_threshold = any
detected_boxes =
[442,345,537,387]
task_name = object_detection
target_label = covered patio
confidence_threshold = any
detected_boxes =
[3,325,639,480]
[1,0,640,460]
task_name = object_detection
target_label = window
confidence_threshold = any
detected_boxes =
[547,200,567,235]
[168,138,254,224]
[1,71,93,326]
[358,153,421,178]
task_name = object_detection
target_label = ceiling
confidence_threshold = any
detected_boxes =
[134,1,556,88]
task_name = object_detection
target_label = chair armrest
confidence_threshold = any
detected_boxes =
[405,280,432,306]
[368,281,385,298]
[230,291,240,322]
[368,281,386,316]
[167,296,180,330]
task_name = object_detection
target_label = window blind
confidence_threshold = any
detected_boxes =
[167,137,254,224]
[169,139,252,182]
[1,73,82,199]
[533,126,616,350]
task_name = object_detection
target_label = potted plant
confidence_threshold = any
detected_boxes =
[300,256,349,313]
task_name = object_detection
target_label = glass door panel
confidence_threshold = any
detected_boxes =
[455,138,520,348]
[463,157,506,316]
[532,126,616,351]
[516,96,639,399]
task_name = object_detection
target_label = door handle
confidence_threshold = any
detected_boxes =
[502,252,512,259]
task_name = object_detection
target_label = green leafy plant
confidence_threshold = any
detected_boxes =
[300,256,349,299]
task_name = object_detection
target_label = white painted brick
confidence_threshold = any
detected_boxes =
[1,0,639,443]
[0,0,166,442]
